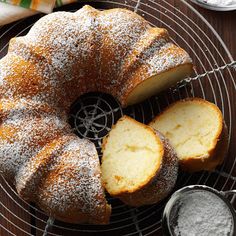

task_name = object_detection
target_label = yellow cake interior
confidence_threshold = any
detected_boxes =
[101,116,163,195]
[150,99,223,160]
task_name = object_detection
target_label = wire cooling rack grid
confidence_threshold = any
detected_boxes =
[0,0,236,235]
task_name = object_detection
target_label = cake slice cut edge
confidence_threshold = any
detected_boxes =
[125,63,193,106]
[149,98,229,172]
[101,115,164,196]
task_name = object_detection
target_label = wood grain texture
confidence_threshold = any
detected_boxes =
[192,5,236,59]
[0,1,235,235]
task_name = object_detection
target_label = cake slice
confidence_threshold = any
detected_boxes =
[149,98,229,172]
[101,116,178,206]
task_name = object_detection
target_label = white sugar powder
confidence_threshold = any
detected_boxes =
[172,190,233,236]
[200,0,236,6]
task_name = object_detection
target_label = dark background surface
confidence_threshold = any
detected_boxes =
[192,4,236,59]
[0,0,235,235]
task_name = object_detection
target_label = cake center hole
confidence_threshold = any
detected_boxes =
[69,93,123,151]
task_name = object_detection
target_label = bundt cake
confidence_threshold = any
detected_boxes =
[149,98,229,172]
[15,134,111,224]
[0,5,192,223]
[101,116,178,206]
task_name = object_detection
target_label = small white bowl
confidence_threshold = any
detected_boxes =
[190,0,236,11]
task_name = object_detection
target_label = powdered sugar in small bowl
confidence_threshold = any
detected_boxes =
[190,0,236,11]
[162,185,235,236]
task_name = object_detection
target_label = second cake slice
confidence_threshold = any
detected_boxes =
[101,116,178,206]
[149,98,229,172]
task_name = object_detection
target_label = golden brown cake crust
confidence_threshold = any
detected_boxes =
[34,136,111,224]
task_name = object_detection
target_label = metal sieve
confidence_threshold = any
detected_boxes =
[162,185,236,236]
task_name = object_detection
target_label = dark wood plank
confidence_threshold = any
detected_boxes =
[189,4,236,59]
[0,176,32,236]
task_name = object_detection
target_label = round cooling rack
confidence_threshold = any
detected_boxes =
[0,0,236,235]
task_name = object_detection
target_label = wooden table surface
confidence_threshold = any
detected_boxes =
[0,1,235,236]
[192,4,236,60]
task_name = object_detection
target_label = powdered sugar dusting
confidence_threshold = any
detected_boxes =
[172,190,233,236]
[0,5,191,223]
[98,9,150,90]
[146,42,191,75]
[38,136,109,223]
[0,111,69,179]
